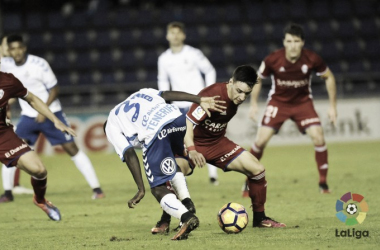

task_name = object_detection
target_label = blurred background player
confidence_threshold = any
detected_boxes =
[0,54,77,220]
[157,21,219,185]
[153,65,286,231]
[0,34,105,203]
[104,88,225,240]
[0,35,33,197]
[243,23,337,197]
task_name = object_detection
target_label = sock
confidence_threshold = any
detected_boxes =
[2,164,16,191]
[169,172,190,200]
[160,210,171,223]
[207,164,218,179]
[160,193,188,220]
[315,144,328,184]
[250,143,264,160]
[4,190,13,198]
[71,150,100,189]
[14,168,21,187]
[248,170,267,212]
[93,187,103,194]
[31,176,47,203]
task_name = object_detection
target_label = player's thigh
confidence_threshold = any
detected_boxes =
[306,125,325,145]
[255,126,276,147]
[176,157,192,176]
[15,116,40,145]
[292,101,321,134]
[260,102,290,135]
[0,128,33,167]
[17,151,46,178]
[226,151,264,177]
[60,141,79,156]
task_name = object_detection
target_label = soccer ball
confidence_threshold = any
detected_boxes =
[346,203,357,215]
[217,202,248,234]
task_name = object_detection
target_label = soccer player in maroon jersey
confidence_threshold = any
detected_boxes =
[0,54,76,220]
[152,65,286,231]
[243,23,337,196]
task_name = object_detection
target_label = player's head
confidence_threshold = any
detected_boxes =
[0,35,10,57]
[228,65,258,105]
[166,21,186,47]
[7,34,27,64]
[283,23,305,60]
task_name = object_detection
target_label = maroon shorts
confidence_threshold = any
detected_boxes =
[194,137,245,171]
[261,99,321,134]
[0,127,32,167]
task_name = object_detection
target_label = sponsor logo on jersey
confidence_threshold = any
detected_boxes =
[203,119,227,132]
[220,145,241,162]
[301,117,320,126]
[158,126,186,140]
[301,64,308,74]
[5,143,28,158]
[276,79,308,88]
[160,157,176,175]
[192,106,206,120]
[0,89,4,99]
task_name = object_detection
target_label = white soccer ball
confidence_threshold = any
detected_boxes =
[346,203,357,215]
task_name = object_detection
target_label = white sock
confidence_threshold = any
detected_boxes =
[160,193,188,220]
[71,150,100,189]
[169,172,190,200]
[207,164,218,179]
[2,164,16,191]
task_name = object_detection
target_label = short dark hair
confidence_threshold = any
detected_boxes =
[232,65,258,88]
[283,23,304,40]
[167,21,186,33]
[7,34,24,44]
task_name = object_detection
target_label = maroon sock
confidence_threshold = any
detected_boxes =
[14,168,20,187]
[315,144,328,184]
[249,143,264,160]
[248,171,267,212]
[31,177,47,203]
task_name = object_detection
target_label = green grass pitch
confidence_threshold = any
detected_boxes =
[1,141,379,249]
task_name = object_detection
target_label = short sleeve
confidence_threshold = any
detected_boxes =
[186,88,209,124]
[41,59,58,89]
[313,53,328,75]
[258,59,272,78]
[11,75,28,98]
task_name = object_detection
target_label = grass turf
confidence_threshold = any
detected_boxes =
[0,141,379,249]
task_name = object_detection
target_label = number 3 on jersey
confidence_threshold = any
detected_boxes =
[115,100,140,122]
[264,105,278,118]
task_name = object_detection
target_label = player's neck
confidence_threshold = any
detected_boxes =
[15,56,27,66]
[285,53,301,64]
[170,44,184,54]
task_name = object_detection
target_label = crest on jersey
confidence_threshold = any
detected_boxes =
[192,106,206,120]
[301,64,308,74]
[0,89,4,99]
[160,157,176,175]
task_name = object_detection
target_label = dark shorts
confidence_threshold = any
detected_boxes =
[142,115,187,188]
[16,111,74,146]
[0,126,32,167]
[194,137,245,171]
[261,99,321,134]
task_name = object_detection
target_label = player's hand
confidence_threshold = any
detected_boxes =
[328,106,337,127]
[200,96,226,117]
[188,150,206,168]
[54,120,77,137]
[35,114,46,123]
[128,190,145,209]
[249,103,258,122]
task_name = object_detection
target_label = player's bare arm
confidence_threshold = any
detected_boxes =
[249,81,262,121]
[123,147,145,208]
[321,69,337,126]
[21,92,77,137]
[184,119,206,168]
[35,85,59,123]
[161,91,226,117]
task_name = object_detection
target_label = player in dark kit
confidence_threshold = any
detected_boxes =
[152,65,285,232]
[0,65,76,220]
[242,23,337,196]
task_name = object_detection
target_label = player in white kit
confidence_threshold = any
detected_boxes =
[158,21,219,185]
[104,88,225,240]
[0,34,105,202]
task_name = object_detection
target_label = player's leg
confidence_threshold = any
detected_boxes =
[12,167,34,194]
[0,164,16,202]
[16,151,61,221]
[43,111,104,199]
[207,164,219,185]
[306,125,330,193]
[227,151,286,228]
[243,126,276,197]
[60,141,105,199]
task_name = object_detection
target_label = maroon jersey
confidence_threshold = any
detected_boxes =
[186,83,238,146]
[258,48,327,104]
[0,72,28,129]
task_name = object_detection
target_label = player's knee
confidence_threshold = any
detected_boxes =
[33,166,47,179]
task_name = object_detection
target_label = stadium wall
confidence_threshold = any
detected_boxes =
[29,98,380,155]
